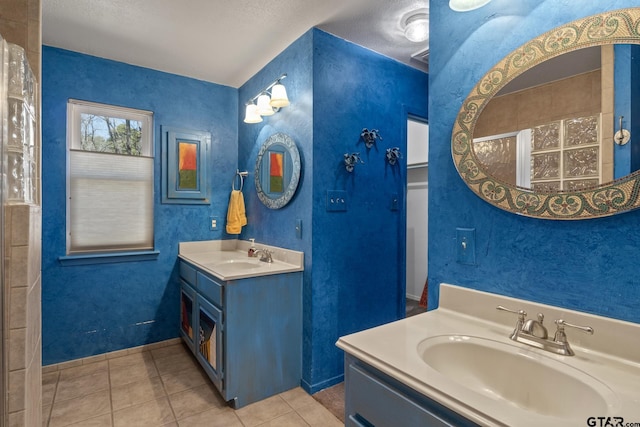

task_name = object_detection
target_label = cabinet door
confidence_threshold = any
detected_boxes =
[196,295,224,393]
[180,281,196,352]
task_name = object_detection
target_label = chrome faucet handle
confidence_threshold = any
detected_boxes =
[552,319,594,356]
[496,305,527,319]
[496,306,527,340]
[554,319,594,341]
[259,248,273,263]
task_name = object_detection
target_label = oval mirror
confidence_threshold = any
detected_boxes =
[452,8,640,219]
[255,132,301,209]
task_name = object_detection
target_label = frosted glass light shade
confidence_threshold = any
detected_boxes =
[404,13,429,43]
[243,104,263,124]
[269,84,290,108]
[257,94,275,116]
[449,0,492,12]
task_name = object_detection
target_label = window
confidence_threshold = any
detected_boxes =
[66,100,154,255]
[473,114,603,192]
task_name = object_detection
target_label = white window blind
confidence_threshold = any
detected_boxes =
[67,100,154,255]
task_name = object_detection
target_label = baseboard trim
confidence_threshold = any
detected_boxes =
[301,373,345,394]
[42,337,182,373]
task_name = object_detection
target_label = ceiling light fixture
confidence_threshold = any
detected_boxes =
[243,74,289,124]
[403,12,429,43]
[449,0,492,12]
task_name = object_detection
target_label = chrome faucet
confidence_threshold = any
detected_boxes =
[496,305,593,356]
[252,248,273,263]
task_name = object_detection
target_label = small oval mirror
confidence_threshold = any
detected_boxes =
[255,133,301,209]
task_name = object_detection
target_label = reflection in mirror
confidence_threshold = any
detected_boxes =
[255,132,301,209]
[472,45,621,192]
[451,8,640,219]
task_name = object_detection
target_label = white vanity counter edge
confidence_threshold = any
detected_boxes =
[336,283,640,427]
[179,240,303,281]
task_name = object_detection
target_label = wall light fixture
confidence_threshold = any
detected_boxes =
[449,0,492,12]
[243,74,290,124]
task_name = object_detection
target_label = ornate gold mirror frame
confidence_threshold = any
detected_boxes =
[452,8,640,219]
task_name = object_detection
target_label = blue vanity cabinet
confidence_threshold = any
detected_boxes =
[179,280,196,352]
[179,259,302,408]
[344,354,479,427]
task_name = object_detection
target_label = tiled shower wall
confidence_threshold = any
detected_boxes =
[0,0,42,426]
[6,206,41,426]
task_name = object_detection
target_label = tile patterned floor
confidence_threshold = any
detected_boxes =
[42,342,342,427]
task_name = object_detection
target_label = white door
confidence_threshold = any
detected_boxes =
[406,118,428,301]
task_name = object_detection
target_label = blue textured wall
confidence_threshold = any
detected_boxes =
[429,1,640,324]
[310,30,428,391]
[41,29,429,388]
[238,29,428,392]
[41,47,238,365]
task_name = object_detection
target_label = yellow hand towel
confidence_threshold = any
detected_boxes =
[226,190,247,234]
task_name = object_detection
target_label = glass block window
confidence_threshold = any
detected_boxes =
[530,115,600,191]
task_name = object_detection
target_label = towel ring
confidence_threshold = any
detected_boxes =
[233,170,249,191]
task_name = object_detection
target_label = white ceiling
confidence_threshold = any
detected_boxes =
[42,0,429,88]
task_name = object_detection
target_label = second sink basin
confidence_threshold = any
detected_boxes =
[210,259,262,270]
[417,335,618,420]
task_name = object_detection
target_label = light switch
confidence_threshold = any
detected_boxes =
[210,216,218,231]
[326,190,347,212]
[456,227,476,265]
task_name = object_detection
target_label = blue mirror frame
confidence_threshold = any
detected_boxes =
[255,133,301,209]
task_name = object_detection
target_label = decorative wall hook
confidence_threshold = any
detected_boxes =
[344,152,364,172]
[614,115,631,145]
[386,147,403,166]
[360,128,382,149]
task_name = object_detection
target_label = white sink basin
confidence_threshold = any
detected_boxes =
[211,259,262,270]
[417,335,618,420]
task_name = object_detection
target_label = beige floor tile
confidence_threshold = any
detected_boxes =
[111,376,166,411]
[59,360,108,380]
[66,413,113,426]
[295,401,342,427]
[49,389,111,427]
[235,395,294,427]
[109,358,159,388]
[42,404,51,427]
[42,371,59,406]
[160,366,209,395]
[108,351,155,370]
[168,382,227,420]
[151,343,190,361]
[256,411,310,427]
[279,387,316,410]
[55,370,110,402]
[112,397,175,427]
[178,407,243,427]
[154,350,199,376]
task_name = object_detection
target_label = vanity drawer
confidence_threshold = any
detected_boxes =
[197,271,223,307]
[180,261,197,285]
[348,363,456,427]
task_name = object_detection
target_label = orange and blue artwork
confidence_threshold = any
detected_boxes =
[270,151,284,193]
[178,140,198,190]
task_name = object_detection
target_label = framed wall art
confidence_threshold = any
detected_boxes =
[162,126,211,204]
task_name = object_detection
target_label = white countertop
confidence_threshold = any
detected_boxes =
[179,240,304,281]
[336,284,640,427]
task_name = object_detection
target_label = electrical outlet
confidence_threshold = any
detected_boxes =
[295,219,302,239]
[390,193,399,211]
[456,227,476,265]
[209,216,218,231]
